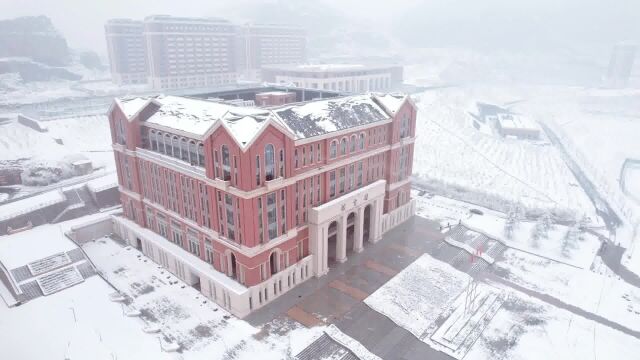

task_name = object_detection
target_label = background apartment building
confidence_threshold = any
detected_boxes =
[106,16,307,89]
[261,64,404,92]
[236,23,306,81]
[105,19,148,85]
[143,15,238,90]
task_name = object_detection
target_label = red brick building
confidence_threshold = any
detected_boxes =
[108,93,416,316]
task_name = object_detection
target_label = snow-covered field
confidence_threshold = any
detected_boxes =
[497,249,640,334]
[414,192,601,269]
[0,114,113,168]
[466,290,640,360]
[411,86,595,219]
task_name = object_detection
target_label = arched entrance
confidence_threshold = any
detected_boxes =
[346,212,356,253]
[327,221,338,263]
[363,205,371,243]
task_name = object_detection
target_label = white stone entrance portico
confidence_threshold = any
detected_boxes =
[309,180,386,277]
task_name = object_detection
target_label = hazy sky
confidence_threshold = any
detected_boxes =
[1,0,638,55]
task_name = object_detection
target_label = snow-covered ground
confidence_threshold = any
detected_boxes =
[0,114,113,167]
[414,192,601,269]
[411,86,596,220]
[466,290,640,360]
[497,249,640,333]
[80,235,340,359]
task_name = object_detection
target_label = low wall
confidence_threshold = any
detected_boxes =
[381,198,416,234]
[17,114,48,132]
[66,216,115,245]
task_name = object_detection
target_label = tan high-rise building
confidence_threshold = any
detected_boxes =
[143,15,238,90]
[236,23,307,81]
[105,19,148,85]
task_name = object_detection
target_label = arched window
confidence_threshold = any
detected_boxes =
[221,145,230,181]
[350,135,356,153]
[265,144,275,181]
[172,136,179,158]
[279,149,285,177]
[150,130,157,151]
[269,251,279,275]
[330,140,337,158]
[187,140,196,164]
[180,138,189,161]
[340,138,347,155]
[359,133,365,150]
[164,133,172,155]
[197,143,204,166]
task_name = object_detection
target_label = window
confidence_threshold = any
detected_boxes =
[339,168,345,193]
[214,150,220,179]
[329,171,336,197]
[400,114,410,139]
[265,144,275,181]
[204,238,214,265]
[349,164,355,189]
[172,136,179,157]
[171,221,183,246]
[221,145,231,181]
[257,197,264,243]
[309,145,313,164]
[317,144,321,162]
[180,138,189,161]
[350,135,356,153]
[359,133,365,150]
[280,190,286,235]
[255,155,261,186]
[294,149,299,168]
[279,149,285,177]
[267,192,278,240]
[164,134,172,155]
[357,161,363,186]
[302,147,306,166]
[340,138,347,155]
[225,194,235,241]
[188,230,200,257]
[330,140,337,158]
[150,130,157,151]
[197,143,204,166]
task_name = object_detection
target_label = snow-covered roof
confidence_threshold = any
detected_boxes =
[0,224,78,270]
[144,95,238,135]
[0,190,66,221]
[273,94,391,139]
[496,113,539,131]
[113,93,407,149]
[373,93,407,115]
[262,63,401,73]
[86,173,118,193]
[116,97,150,119]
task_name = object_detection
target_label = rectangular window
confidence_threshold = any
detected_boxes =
[357,161,363,186]
[188,231,200,257]
[339,168,345,193]
[349,164,355,190]
[225,194,235,241]
[294,149,299,168]
[267,192,277,240]
[309,145,313,164]
[302,147,306,166]
[257,197,264,243]
[317,144,321,162]
[329,171,336,197]
[256,155,261,186]
[280,190,286,235]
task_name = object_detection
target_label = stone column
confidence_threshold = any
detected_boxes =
[336,216,348,263]
[353,206,364,253]
[310,222,327,277]
[371,199,383,243]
